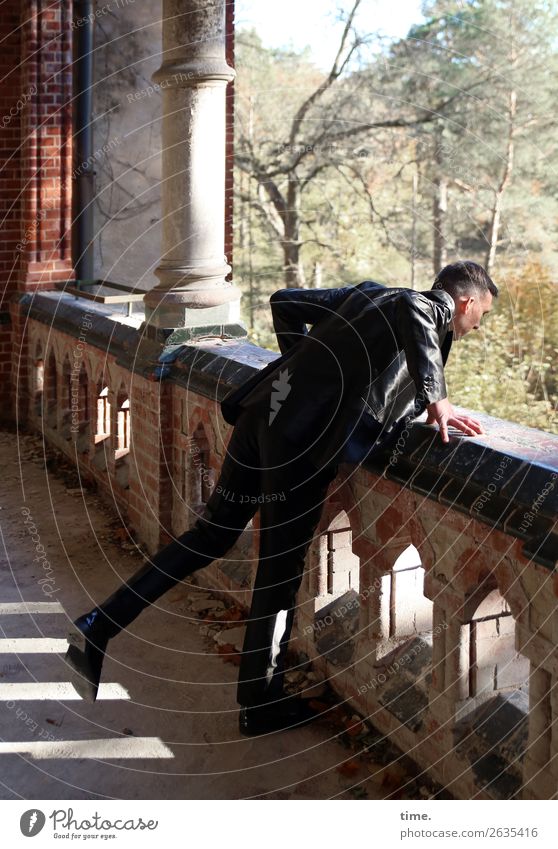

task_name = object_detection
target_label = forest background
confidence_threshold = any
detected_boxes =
[92,0,558,433]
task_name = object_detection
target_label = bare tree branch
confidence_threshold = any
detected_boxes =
[288,0,363,148]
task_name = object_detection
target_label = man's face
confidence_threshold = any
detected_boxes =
[450,291,493,340]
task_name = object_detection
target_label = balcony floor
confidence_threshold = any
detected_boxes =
[0,428,427,800]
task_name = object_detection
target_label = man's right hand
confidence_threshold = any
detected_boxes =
[426,398,485,443]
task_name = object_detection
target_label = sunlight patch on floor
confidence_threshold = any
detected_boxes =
[0,737,174,759]
[0,602,65,615]
[0,638,69,653]
[0,682,130,700]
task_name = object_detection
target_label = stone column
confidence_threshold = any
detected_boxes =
[432,618,467,726]
[363,568,383,660]
[144,0,244,339]
[430,603,448,694]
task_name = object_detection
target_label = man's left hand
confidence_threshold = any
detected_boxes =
[426,398,485,442]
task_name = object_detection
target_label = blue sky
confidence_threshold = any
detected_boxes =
[235,0,424,68]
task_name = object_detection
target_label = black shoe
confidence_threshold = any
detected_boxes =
[239,697,321,737]
[65,610,112,703]
[63,559,179,702]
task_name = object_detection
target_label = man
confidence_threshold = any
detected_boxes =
[65,260,496,735]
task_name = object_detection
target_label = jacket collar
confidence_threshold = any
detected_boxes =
[421,288,455,319]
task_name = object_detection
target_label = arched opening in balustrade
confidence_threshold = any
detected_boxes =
[171,413,255,582]
[95,385,111,443]
[114,389,131,489]
[316,510,360,602]
[186,422,214,511]
[93,383,111,472]
[33,342,44,417]
[115,393,130,456]
[453,588,530,798]
[462,588,529,703]
[312,510,361,666]
[379,544,433,652]
[354,544,436,733]
[44,350,58,429]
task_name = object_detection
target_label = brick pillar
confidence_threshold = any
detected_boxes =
[224,0,235,275]
[0,1,23,419]
[127,378,175,554]
[1,2,73,424]
[0,1,22,303]
[18,0,73,292]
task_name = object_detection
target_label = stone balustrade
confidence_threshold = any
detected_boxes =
[20,291,558,800]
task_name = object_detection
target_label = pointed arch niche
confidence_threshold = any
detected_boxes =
[92,382,111,472]
[186,421,214,512]
[311,509,361,665]
[461,588,529,705]
[378,543,433,656]
[32,341,44,418]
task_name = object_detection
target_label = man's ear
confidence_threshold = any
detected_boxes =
[462,295,474,314]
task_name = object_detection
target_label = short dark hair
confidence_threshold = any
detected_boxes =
[432,261,498,300]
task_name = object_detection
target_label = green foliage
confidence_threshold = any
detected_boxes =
[444,261,558,432]
[233,2,558,433]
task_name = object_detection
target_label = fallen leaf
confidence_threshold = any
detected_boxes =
[345,719,365,737]
[217,644,241,666]
[337,760,361,777]
[381,764,408,792]
[221,608,243,622]
[324,707,347,728]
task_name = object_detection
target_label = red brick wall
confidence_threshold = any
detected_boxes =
[0,1,22,302]
[18,0,73,292]
[0,0,73,421]
[0,1,22,414]
[225,0,235,277]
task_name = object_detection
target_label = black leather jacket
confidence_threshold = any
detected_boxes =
[221,281,455,468]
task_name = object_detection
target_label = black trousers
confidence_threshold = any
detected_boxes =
[100,402,339,708]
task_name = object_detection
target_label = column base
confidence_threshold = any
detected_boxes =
[142,321,248,346]
[142,297,247,343]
